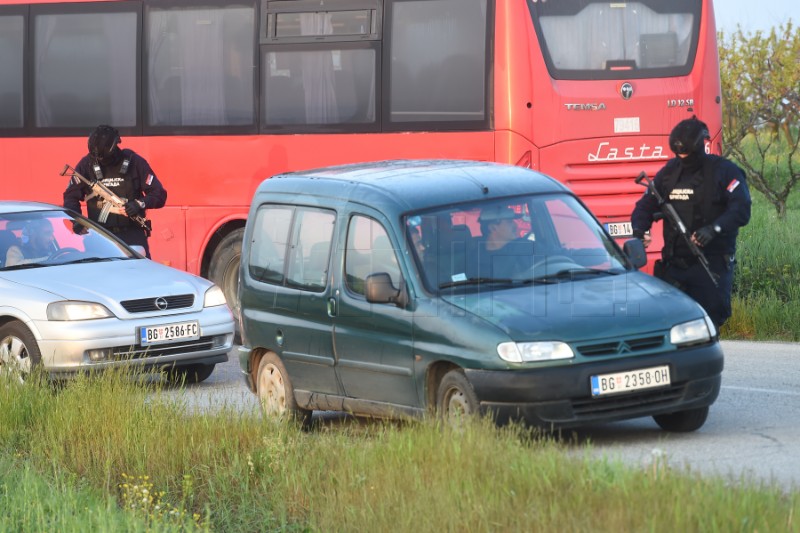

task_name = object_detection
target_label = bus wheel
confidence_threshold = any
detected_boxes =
[208,227,244,342]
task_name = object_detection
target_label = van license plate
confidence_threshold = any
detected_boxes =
[140,321,200,346]
[605,221,633,237]
[590,365,670,397]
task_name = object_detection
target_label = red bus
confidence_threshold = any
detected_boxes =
[0,0,722,323]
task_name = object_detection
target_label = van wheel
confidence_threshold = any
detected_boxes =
[0,321,42,383]
[257,353,311,426]
[653,406,709,432]
[208,228,244,343]
[436,370,479,424]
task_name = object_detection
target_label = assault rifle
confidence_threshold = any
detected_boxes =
[60,164,152,236]
[635,171,718,287]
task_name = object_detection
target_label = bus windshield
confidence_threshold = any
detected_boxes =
[530,0,701,80]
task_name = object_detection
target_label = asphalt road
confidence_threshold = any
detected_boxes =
[174,340,800,491]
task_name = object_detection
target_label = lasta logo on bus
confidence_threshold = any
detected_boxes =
[587,142,667,162]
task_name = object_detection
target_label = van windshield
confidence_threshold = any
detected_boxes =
[405,193,630,291]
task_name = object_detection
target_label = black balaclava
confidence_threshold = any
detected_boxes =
[87,125,122,166]
[669,117,709,172]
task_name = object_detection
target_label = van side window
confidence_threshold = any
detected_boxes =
[248,204,336,291]
[345,215,401,296]
[285,208,336,291]
[248,205,292,285]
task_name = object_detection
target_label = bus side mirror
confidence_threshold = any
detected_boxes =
[366,272,409,308]
[623,238,647,269]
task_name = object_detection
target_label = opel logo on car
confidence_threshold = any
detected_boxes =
[620,82,634,100]
[155,297,168,310]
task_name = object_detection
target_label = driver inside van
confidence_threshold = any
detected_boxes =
[472,205,534,279]
[5,219,56,267]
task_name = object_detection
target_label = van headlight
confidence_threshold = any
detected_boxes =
[203,285,228,307]
[670,317,713,346]
[47,301,113,321]
[497,341,574,363]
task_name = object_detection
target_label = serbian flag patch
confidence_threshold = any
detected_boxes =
[146,174,154,185]
[727,179,740,192]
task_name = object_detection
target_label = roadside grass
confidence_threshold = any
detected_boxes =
[0,370,797,532]
[723,176,800,340]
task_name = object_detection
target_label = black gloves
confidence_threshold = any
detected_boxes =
[694,224,718,246]
[124,199,143,217]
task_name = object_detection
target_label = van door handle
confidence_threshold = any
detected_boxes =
[327,297,337,317]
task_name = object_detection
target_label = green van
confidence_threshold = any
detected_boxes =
[237,160,723,431]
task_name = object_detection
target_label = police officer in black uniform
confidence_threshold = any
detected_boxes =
[63,125,167,258]
[631,117,751,329]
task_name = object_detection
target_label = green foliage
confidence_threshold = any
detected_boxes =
[0,372,798,532]
[718,22,800,216]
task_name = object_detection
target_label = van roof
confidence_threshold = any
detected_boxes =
[254,160,569,213]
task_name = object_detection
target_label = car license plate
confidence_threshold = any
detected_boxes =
[139,321,200,346]
[590,365,670,397]
[605,221,633,238]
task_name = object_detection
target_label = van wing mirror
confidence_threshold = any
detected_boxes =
[365,272,409,308]
[623,238,647,269]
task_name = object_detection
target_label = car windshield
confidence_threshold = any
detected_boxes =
[404,193,630,292]
[0,209,138,270]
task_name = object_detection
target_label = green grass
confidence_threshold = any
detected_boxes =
[0,370,797,532]
[722,168,800,340]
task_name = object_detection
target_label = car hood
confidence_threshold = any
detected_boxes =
[439,271,704,342]
[4,259,210,305]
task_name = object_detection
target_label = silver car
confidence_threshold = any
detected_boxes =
[0,201,234,382]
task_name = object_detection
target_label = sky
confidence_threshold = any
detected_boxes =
[714,0,799,34]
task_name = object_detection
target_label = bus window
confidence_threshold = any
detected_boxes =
[32,6,137,128]
[531,0,700,80]
[0,12,23,129]
[387,0,488,126]
[262,46,376,126]
[146,4,256,127]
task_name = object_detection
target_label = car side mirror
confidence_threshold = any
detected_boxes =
[365,272,409,308]
[623,238,647,269]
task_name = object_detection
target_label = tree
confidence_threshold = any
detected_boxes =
[718,22,800,217]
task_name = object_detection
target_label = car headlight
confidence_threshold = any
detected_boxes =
[670,318,712,346]
[497,341,574,363]
[203,285,228,308]
[47,301,114,321]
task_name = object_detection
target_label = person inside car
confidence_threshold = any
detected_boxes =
[472,205,534,279]
[5,218,56,267]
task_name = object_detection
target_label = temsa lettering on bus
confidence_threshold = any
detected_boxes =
[588,142,666,162]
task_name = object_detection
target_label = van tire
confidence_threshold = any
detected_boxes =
[653,406,709,432]
[436,369,479,423]
[256,353,311,426]
[208,228,244,342]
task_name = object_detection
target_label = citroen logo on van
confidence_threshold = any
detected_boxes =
[620,83,634,100]
[155,297,169,310]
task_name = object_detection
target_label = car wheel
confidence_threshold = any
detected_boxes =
[436,369,480,424]
[256,353,311,426]
[653,406,709,432]
[0,321,42,383]
[166,363,216,384]
[208,228,244,343]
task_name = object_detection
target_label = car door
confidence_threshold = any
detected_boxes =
[330,212,417,407]
[243,203,342,395]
